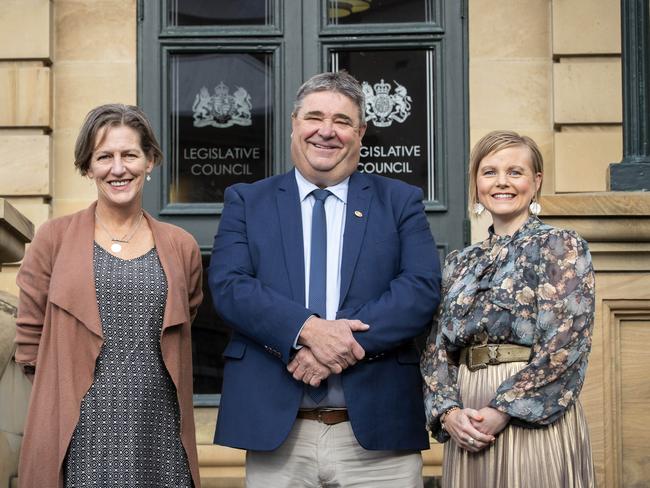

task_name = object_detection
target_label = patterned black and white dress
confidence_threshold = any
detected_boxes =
[64,244,193,487]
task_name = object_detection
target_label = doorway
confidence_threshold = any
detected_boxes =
[138,0,468,403]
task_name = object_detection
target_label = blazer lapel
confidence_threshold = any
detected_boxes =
[147,213,189,331]
[49,202,103,338]
[276,171,306,305]
[339,172,372,306]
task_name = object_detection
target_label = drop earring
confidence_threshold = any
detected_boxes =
[529,200,541,215]
[473,202,485,216]
[146,174,152,182]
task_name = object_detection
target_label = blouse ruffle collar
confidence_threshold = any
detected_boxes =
[445,216,543,319]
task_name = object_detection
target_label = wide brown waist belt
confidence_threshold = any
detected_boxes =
[458,344,531,372]
[297,408,349,425]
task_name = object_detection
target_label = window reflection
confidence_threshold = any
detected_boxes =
[168,52,273,204]
[327,0,433,25]
[168,0,274,26]
[331,48,436,200]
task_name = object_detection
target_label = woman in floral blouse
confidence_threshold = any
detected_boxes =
[421,130,595,487]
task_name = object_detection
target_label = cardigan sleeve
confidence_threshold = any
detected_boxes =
[489,230,595,426]
[14,221,54,380]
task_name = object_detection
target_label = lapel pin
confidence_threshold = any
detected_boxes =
[354,210,363,218]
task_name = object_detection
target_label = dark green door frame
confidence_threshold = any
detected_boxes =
[137,0,468,404]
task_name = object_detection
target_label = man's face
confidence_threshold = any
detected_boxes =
[291,90,366,188]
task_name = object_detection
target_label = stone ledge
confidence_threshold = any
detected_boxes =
[541,192,650,216]
[0,198,34,266]
[540,192,650,271]
[540,217,650,243]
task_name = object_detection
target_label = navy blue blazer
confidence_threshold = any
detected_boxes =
[209,170,441,451]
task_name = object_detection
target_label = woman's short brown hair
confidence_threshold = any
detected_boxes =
[468,130,544,216]
[74,103,163,175]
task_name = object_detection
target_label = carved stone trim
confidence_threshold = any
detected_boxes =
[601,300,650,488]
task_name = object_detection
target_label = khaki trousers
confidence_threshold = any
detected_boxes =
[246,418,423,488]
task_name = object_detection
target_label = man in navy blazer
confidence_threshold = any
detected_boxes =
[209,71,441,487]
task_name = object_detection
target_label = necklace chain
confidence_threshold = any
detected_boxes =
[95,211,144,253]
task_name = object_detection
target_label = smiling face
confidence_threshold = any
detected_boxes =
[291,90,366,188]
[477,145,542,235]
[86,124,153,211]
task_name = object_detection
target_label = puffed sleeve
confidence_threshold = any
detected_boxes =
[14,221,54,380]
[489,230,595,426]
[421,250,463,442]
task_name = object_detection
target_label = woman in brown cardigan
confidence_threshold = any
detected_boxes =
[14,104,203,487]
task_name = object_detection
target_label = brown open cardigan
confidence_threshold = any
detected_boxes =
[14,202,203,487]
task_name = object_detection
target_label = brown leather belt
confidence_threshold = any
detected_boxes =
[459,344,531,372]
[297,408,349,425]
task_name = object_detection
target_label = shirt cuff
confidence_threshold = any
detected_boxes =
[293,314,317,349]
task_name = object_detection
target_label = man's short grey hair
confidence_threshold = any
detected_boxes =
[292,71,366,126]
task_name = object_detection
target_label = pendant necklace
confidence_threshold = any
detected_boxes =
[95,211,144,254]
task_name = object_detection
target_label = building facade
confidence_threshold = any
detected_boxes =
[1,1,649,486]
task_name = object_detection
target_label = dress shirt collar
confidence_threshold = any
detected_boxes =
[294,168,349,204]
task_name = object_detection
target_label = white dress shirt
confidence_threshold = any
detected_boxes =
[295,168,348,407]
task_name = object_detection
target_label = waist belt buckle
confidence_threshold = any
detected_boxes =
[487,344,500,365]
[467,344,500,371]
[467,345,486,371]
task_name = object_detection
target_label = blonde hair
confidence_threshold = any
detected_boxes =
[468,130,543,215]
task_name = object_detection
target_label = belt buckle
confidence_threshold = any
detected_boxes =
[315,409,335,424]
[467,345,487,372]
[487,345,500,365]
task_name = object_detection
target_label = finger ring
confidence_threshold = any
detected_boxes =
[467,437,475,446]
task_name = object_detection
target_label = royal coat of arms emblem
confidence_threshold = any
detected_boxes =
[362,79,412,128]
[192,82,253,128]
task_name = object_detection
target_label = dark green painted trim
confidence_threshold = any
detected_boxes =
[319,0,442,35]
[160,0,283,37]
[460,0,469,240]
[609,0,650,190]
[609,163,650,191]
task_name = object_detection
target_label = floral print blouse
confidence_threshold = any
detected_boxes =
[421,217,595,442]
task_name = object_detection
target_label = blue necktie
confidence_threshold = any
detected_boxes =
[306,189,331,403]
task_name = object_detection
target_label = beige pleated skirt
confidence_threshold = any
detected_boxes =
[442,362,596,488]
